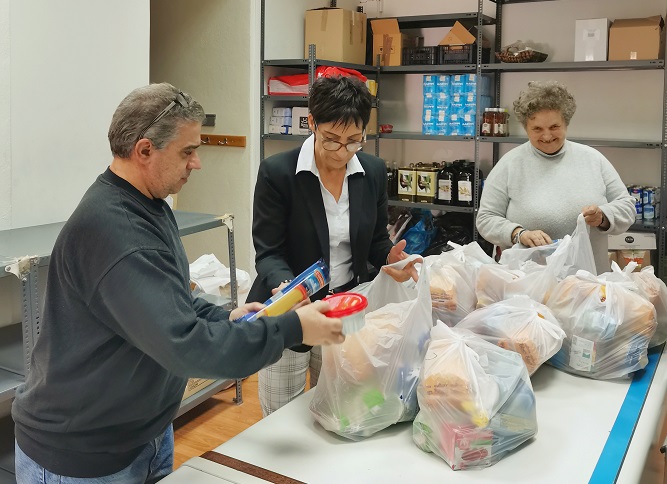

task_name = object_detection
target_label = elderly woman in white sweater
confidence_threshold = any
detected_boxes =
[476,80,635,274]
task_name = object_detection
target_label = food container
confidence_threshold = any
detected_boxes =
[398,164,417,202]
[322,292,368,335]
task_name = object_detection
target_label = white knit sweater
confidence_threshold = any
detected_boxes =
[476,140,636,274]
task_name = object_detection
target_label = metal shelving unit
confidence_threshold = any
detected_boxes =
[0,210,240,480]
[380,132,474,142]
[388,198,474,213]
[482,59,664,72]
[479,136,663,149]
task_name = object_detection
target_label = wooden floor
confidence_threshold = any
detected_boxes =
[173,373,263,468]
[174,373,667,482]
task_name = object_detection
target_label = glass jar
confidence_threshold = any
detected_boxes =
[481,108,494,137]
[494,108,509,137]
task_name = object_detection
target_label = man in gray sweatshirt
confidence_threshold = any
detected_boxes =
[12,83,344,483]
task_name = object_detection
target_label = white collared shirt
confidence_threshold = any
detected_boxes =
[296,135,365,289]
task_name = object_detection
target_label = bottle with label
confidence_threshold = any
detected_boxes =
[386,161,396,198]
[481,108,494,137]
[457,161,474,207]
[436,161,456,205]
[494,108,509,137]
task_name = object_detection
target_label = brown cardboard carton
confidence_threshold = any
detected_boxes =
[366,107,378,135]
[304,8,367,65]
[608,15,664,60]
[371,18,416,66]
[182,378,217,400]
[439,21,477,46]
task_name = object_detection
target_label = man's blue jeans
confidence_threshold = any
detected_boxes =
[15,424,174,483]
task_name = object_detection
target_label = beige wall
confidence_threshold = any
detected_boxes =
[151,0,254,272]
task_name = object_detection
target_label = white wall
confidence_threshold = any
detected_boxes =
[0,0,149,326]
[0,0,149,231]
[151,0,257,272]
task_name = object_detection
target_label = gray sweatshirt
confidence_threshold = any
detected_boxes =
[12,168,302,478]
[476,140,636,274]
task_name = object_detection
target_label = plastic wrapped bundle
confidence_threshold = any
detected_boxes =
[424,252,477,327]
[475,262,557,308]
[629,266,667,347]
[546,271,657,379]
[310,255,433,440]
[413,323,537,470]
[456,295,565,374]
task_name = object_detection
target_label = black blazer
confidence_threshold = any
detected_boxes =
[247,146,394,305]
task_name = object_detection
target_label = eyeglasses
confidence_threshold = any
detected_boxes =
[315,124,366,153]
[138,91,190,141]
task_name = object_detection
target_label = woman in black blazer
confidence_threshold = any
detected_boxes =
[248,75,417,416]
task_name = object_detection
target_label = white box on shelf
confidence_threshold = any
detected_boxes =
[272,107,292,117]
[291,107,310,135]
[270,116,292,126]
[575,18,610,61]
[608,232,656,250]
[268,125,292,135]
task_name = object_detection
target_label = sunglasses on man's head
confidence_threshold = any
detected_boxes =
[138,91,190,141]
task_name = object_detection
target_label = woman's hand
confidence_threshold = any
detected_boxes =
[383,239,420,282]
[519,230,553,247]
[582,205,609,230]
[230,302,265,321]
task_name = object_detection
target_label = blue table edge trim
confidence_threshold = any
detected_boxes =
[589,343,665,484]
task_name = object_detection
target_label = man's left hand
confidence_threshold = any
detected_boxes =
[382,239,420,283]
[230,302,265,321]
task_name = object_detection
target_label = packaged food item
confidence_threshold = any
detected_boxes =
[413,323,537,470]
[398,164,417,202]
[415,162,439,203]
[322,292,368,335]
[238,259,330,322]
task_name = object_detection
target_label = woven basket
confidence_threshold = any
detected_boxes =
[495,49,548,63]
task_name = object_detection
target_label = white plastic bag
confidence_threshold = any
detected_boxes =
[310,255,433,440]
[424,252,477,327]
[412,322,537,470]
[545,214,597,279]
[546,270,657,379]
[456,295,565,374]
[475,263,557,307]
[189,254,251,303]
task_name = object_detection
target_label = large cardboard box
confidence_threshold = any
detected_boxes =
[608,15,664,60]
[366,107,378,135]
[608,232,656,272]
[304,8,367,65]
[371,18,416,66]
[575,18,610,61]
[439,21,477,46]
[182,378,216,400]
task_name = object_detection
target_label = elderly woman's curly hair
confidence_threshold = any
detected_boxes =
[513,81,577,127]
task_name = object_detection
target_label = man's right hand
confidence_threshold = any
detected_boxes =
[295,301,344,346]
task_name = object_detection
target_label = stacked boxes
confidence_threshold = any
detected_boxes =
[268,107,293,135]
[422,74,492,136]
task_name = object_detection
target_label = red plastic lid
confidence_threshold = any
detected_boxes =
[322,292,368,318]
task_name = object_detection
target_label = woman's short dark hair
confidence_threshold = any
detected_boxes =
[308,75,372,129]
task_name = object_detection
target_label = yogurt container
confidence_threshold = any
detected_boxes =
[322,292,368,335]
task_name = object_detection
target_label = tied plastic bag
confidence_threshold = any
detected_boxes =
[604,262,667,348]
[189,254,251,303]
[446,241,497,285]
[456,296,565,374]
[546,270,657,379]
[310,255,433,440]
[475,262,558,307]
[424,252,477,327]
[413,322,537,470]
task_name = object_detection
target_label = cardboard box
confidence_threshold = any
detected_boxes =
[366,107,378,135]
[304,8,367,65]
[608,15,664,61]
[439,21,477,46]
[291,107,310,135]
[182,378,216,400]
[608,232,656,272]
[575,18,610,61]
[371,18,416,66]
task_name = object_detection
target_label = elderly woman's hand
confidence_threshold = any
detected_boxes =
[582,205,609,230]
[383,239,420,282]
[519,230,553,247]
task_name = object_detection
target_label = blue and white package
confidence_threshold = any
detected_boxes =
[423,119,437,135]
[436,75,451,94]
[435,120,449,136]
[450,75,466,95]
[423,75,437,94]
[435,108,449,123]
[460,116,477,136]
[434,92,450,109]
[423,106,436,123]
[423,92,437,108]
[448,115,462,135]
[449,94,465,115]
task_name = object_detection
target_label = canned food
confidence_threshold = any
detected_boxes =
[630,187,643,202]
[644,204,655,220]
[398,165,417,202]
[642,187,654,205]
[415,162,438,203]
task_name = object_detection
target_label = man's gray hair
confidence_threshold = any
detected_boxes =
[108,82,205,158]
[513,80,577,127]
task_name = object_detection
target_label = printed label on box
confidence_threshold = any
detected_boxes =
[570,335,595,371]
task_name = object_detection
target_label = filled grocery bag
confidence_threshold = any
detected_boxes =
[475,262,557,307]
[546,270,657,379]
[446,241,496,284]
[424,252,477,327]
[310,255,433,440]
[456,295,565,375]
[413,322,537,470]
